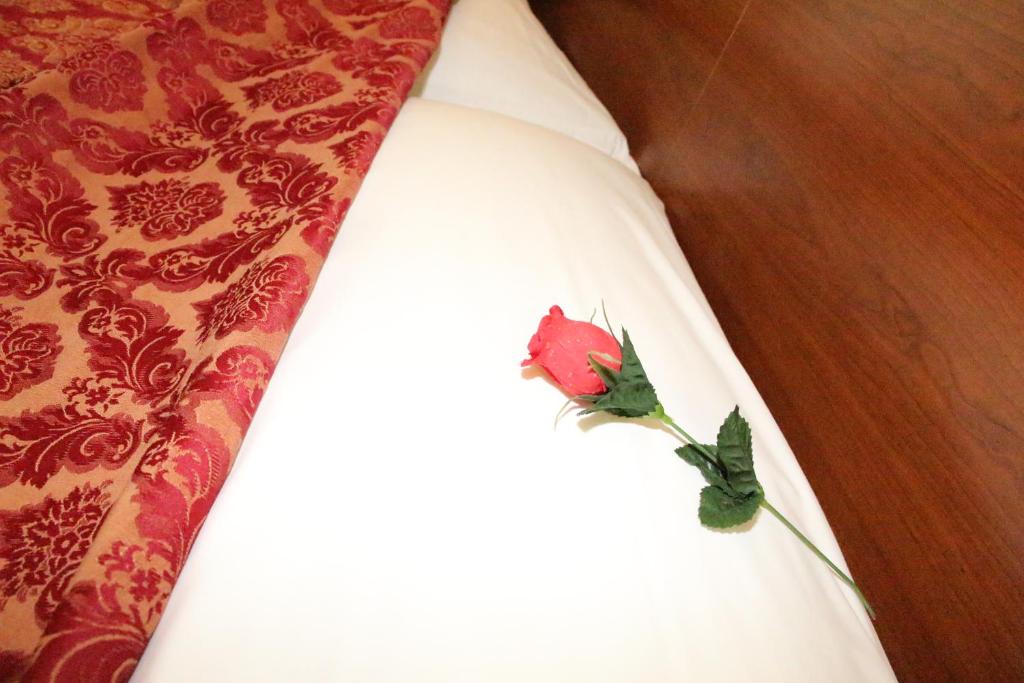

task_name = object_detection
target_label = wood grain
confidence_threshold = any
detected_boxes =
[530,0,1024,680]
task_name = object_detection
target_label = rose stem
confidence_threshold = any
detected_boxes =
[759,499,876,619]
[656,409,876,620]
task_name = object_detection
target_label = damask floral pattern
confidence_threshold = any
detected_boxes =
[0,483,112,626]
[64,43,146,113]
[243,69,343,112]
[206,0,268,36]
[108,180,225,240]
[0,255,53,300]
[0,305,61,400]
[0,0,447,679]
[193,255,309,341]
[331,129,384,174]
[189,345,274,430]
[380,6,438,39]
[0,155,106,258]
[0,0,182,88]
[0,405,142,488]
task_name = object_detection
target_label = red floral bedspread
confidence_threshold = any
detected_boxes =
[0,1,446,680]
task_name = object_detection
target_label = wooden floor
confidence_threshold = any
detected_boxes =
[529,1,1024,680]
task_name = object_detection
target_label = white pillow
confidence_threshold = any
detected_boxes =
[413,0,637,170]
[136,99,893,682]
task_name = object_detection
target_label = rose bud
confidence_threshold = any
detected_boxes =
[521,305,623,396]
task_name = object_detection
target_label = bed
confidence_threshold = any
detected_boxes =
[1,1,894,680]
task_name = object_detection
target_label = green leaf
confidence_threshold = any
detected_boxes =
[675,407,764,529]
[617,329,651,385]
[580,381,657,418]
[587,354,620,390]
[675,444,728,489]
[698,486,762,528]
[577,327,659,419]
[715,407,762,498]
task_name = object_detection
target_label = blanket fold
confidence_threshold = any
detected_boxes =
[0,1,447,680]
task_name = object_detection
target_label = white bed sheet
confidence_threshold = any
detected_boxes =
[135,99,894,682]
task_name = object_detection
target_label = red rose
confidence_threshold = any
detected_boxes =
[521,305,622,395]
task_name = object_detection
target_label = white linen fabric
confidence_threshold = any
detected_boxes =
[412,0,638,171]
[135,99,894,682]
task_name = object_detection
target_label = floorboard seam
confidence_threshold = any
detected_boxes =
[685,0,755,123]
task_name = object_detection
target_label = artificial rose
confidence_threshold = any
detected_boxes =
[521,305,622,396]
[522,305,876,618]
